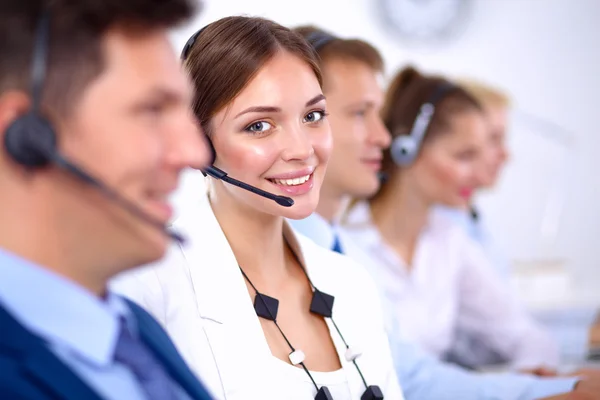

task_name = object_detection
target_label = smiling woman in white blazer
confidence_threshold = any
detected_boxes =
[111,16,403,400]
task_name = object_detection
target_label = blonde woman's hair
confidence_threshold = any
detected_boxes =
[455,78,511,109]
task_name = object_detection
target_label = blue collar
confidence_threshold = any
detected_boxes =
[0,247,133,367]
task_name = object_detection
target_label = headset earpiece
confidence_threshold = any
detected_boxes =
[390,84,456,167]
[200,133,216,177]
[390,134,419,166]
[4,112,56,168]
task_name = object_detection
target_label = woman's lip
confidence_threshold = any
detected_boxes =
[361,159,382,170]
[265,166,316,180]
[459,188,473,199]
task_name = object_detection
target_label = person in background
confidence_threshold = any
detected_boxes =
[430,79,515,370]
[343,65,559,371]
[289,26,599,400]
[288,26,391,253]
[449,79,600,368]
[0,0,213,399]
[432,79,511,280]
[112,16,403,400]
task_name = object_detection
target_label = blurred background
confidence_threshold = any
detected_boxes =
[171,0,600,349]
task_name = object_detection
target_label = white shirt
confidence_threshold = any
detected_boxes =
[111,192,404,400]
[432,205,511,281]
[340,201,560,370]
[289,212,580,400]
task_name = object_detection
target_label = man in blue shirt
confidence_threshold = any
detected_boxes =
[0,1,213,399]
[290,26,600,400]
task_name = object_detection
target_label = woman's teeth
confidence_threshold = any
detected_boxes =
[270,174,311,186]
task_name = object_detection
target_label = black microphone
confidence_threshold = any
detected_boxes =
[377,171,389,184]
[50,151,186,244]
[203,165,294,207]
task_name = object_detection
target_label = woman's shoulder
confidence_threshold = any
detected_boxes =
[113,241,188,282]
[109,241,192,317]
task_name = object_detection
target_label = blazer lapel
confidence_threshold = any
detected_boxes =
[0,305,103,400]
[172,193,274,398]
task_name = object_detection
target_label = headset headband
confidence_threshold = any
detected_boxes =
[305,30,337,51]
[181,25,209,61]
[405,81,457,141]
[31,10,51,114]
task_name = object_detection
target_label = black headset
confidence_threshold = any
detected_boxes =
[304,30,337,52]
[180,25,216,166]
[390,82,457,166]
[4,12,56,168]
[3,10,186,243]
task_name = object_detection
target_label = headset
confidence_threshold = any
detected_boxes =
[304,30,337,52]
[390,82,457,166]
[181,26,294,208]
[3,10,186,243]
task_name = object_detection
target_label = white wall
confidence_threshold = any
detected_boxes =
[171,0,600,297]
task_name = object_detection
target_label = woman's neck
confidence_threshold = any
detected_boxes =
[209,183,289,282]
[369,176,431,266]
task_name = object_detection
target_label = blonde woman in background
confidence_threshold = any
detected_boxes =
[441,79,600,370]
[433,79,511,280]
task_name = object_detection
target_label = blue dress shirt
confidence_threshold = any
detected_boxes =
[289,213,579,400]
[0,247,190,400]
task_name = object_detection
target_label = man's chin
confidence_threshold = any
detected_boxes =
[349,180,381,200]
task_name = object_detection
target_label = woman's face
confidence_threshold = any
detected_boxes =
[406,110,488,208]
[209,51,332,219]
[479,104,509,188]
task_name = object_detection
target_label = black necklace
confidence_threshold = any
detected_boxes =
[239,242,384,400]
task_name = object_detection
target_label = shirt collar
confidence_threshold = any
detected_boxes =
[342,201,407,270]
[432,205,487,242]
[288,212,337,250]
[341,201,381,247]
[0,247,134,367]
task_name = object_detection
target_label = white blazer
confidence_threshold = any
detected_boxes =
[111,192,403,400]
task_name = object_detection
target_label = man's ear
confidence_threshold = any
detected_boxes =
[0,90,31,144]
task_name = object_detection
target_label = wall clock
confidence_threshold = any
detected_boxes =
[378,0,473,44]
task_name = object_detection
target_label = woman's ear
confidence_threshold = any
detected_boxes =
[0,90,31,141]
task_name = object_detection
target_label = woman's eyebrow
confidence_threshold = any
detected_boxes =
[235,106,281,119]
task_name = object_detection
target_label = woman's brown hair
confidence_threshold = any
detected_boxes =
[182,16,322,137]
[380,66,483,176]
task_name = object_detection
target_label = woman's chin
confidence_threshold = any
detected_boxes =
[280,199,318,221]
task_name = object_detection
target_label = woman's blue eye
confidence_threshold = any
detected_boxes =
[304,110,326,123]
[245,121,273,133]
